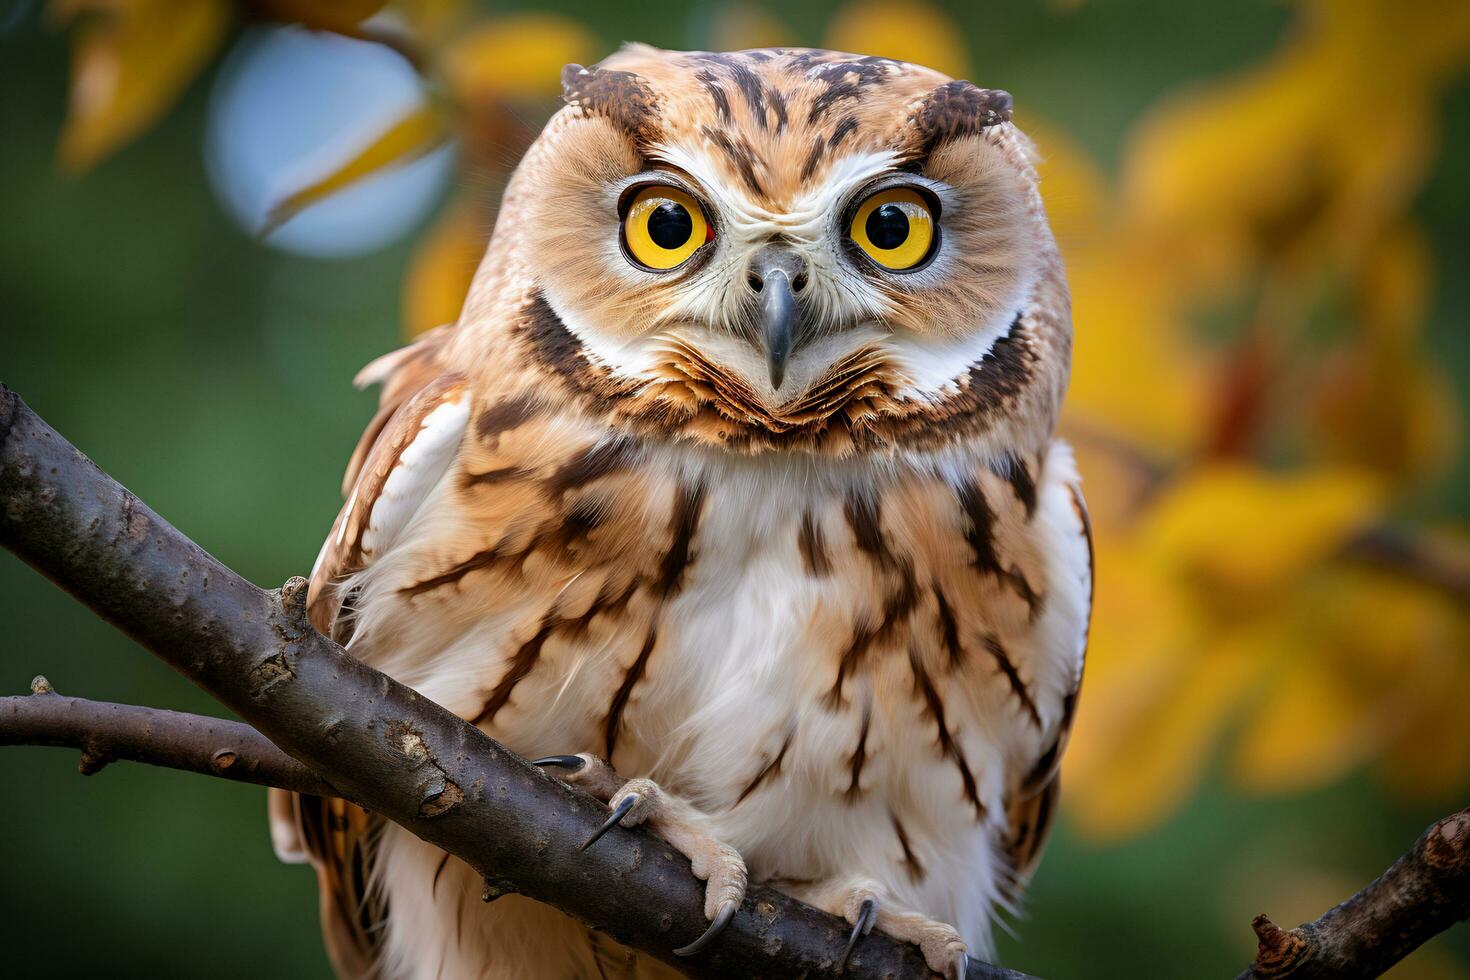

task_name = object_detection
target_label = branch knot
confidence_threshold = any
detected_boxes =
[1249,915,1313,977]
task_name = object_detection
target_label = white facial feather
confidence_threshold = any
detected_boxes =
[549,141,1027,404]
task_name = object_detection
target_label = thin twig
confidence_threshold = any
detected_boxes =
[0,683,336,797]
[1344,525,1470,606]
[1239,806,1470,978]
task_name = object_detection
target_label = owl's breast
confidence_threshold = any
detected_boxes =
[338,401,1089,919]
[619,441,1089,899]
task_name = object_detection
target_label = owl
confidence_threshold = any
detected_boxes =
[269,44,1091,980]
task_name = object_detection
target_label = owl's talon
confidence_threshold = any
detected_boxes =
[838,897,878,972]
[673,898,736,956]
[580,792,639,851]
[531,754,585,771]
[950,950,970,980]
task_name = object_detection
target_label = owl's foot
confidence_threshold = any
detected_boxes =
[804,878,969,979]
[533,753,748,957]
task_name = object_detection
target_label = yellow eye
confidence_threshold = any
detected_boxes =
[849,187,936,271]
[621,185,711,271]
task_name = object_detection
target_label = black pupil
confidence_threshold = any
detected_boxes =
[647,201,693,249]
[865,203,910,250]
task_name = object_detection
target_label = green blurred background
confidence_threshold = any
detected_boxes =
[2,0,1467,977]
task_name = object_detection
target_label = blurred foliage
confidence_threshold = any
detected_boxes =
[3,0,1469,976]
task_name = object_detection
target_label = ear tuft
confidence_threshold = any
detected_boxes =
[913,81,1014,155]
[558,65,663,147]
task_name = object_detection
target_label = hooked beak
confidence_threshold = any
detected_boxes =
[760,269,797,390]
[749,248,805,391]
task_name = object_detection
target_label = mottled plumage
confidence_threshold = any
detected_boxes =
[271,44,1090,980]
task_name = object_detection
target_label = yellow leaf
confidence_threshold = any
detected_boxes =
[1308,225,1460,482]
[1381,660,1470,801]
[402,195,488,337]
[442,13,600,104]
[264,103,448,233]
[1116,0,1470,294]
[1063,245,1207,455]
[1229,631,1371,793]
[1060,544,1214,838]
[1066,621,1263,839]
[1140,464,1385,593]
[54,0,232,174]
[1232,566,1469,794]
[823,0,969,77]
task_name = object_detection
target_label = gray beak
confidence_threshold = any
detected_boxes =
[749,249,806,391]
[759,269,797,390]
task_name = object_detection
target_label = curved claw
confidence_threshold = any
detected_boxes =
[579,793,638,851]
[673,899,737,957]
[950,950,970,980]
[837,897,878,972]
[531,754,585,770]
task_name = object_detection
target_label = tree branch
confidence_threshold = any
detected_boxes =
[0,384,1032,979]
[0,681,336,796]
[1239,806,1470,978]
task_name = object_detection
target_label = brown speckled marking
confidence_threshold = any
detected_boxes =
[544,438,637,496]
[603,628,658,761]
[829,114,859,149]
[1006,458,1038,518]
[911,80,1013,159]
[657,480,706,596]
[798,510,832,577]
[475,395,540,445]
[474,612,561,726]
[845,699,872,800]
[827,619,878,708]
[956,477,1045,619]
[600,480,705,759]
[734,726,795,806]
[696,69,732,121]
[843,488,890,564]
[803,54,899,124]
[561,64,663,147]
[910,650,984,818]
[461,465,529,490]
[701,125,764,195]
[983,634,1041,727]
[799,134,826,182]
[891,812,926,883]
[933,588,962,668]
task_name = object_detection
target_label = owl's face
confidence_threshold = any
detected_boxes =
[504,46,1067,456]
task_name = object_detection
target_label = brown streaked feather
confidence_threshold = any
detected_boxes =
[733,724,796,806]
[307,373,469,636]
[343,326,452,495]
[1001,483,1091,897]
[891,811,926,884]
[1001,775,1059,899]
[295,793,385,979]
[909,649,985,818]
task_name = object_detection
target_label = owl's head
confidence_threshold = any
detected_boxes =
[486,45,1069,457]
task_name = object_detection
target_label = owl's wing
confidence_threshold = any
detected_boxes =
[268,327,470,978]
[308,326,470,638]
[1002,483,1092,894]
